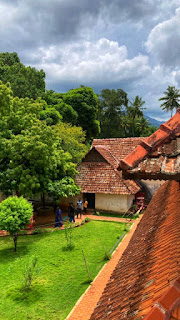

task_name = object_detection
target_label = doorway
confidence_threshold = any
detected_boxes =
[84,193,95,209]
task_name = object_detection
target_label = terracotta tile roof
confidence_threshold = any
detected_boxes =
[90,180,180,320]
[75,138,144,195]
[92,138,145,163]
[75,162,140,195]
[119,109,180,178]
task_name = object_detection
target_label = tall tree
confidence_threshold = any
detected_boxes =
[0,52,45,99]
[159,86,180,116]
[63,86,100,141]
[98,88,128,138]
[126,96,145,137]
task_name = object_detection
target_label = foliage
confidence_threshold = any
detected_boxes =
[159,86,180,116]
[42,90,78,125]
[0,52,45,99]
[98,88,128,138]
[0,82,87,202]
[0,196,33,251]
[126,95,146,137]
[63,86,100,141]
[48,177,80,203]
[22,256,39,291]
[98,89,154,138]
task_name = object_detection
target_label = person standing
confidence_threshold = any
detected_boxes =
[68,203,75,223]
[55,206,63,227]
[84,198,88,214]
[77,198,83,219]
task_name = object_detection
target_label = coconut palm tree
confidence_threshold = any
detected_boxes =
[159,86,180,116]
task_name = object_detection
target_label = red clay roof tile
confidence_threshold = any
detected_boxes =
[75,138,143,195]
[119,109,180,179]
[90,180,180,320]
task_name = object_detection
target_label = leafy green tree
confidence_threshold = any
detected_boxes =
[126,96,145,137]
[0,82,87,206]
[48,177,80,204]
[0,196,33,251]
[0,52,45,99]
[98,89,128,138]
[159,86,180,116]
[42,90,78,125]
[63,86,100,141]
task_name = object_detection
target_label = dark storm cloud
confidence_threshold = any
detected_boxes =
[0,0,163,51]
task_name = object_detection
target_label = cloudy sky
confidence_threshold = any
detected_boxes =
[0,0,180,120]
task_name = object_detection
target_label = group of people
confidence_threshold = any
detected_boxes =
[68,198,88,222]
[55,198,88,227]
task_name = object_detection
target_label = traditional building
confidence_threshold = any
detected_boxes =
[91,109,180,320]
[74,138,144,213]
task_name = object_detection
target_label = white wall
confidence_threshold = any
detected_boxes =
[95,193,134,213]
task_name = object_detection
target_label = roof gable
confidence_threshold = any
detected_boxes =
[119,109,180,180]
[119,109,180,171]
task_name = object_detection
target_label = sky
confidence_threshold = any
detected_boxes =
[0,0,180,121]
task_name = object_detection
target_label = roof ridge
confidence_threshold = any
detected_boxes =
[119,109,180,170]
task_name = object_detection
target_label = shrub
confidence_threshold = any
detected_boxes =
[84,217,91,222]
[64,221,74,250]
[0,196,33,251]
[22,256,39,291]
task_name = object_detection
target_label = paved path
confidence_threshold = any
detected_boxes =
[66,215,143,320]
[0,214,132,237]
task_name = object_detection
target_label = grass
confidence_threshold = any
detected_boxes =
[0,220,128,320]
[94,211,140,220]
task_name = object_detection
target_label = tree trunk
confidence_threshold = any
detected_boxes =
[13,233,18,252]
[42,192,46,208]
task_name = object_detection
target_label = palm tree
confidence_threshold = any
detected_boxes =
[127,96,146,137]
[159,86,180,116]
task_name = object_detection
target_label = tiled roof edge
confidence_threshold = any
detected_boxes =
[118,108,180,170]
[144,276,180,320]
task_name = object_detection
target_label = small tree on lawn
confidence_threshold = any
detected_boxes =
[0,196,33,252]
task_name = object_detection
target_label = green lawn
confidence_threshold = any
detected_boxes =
[0,220,127,320]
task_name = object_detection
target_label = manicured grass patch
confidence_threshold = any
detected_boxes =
[94,211,139,220]
[0,220,127,320]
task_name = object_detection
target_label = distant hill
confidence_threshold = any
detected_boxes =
[145,115,164,128]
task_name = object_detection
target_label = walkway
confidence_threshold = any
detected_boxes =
[66,215,143,320]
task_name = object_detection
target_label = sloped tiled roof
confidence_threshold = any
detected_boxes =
[75,138,143,195]
[75,162,140,195]
[91,180,180,320]
[119,109,180,181]
[92,138,145,163]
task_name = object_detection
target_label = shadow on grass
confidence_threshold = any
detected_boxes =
[62,244,75,251]
[6,283,44,305]
[0,231,54,264]
[0,245,30,264]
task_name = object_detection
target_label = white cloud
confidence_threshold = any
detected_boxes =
[34,39,150,87]
[145,7,180,67]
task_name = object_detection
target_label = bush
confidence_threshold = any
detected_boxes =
[0,196,33,251]
[84,217,91,222]
[64,221,74,249]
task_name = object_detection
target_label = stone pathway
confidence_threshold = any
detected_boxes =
[66,215,143,320]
